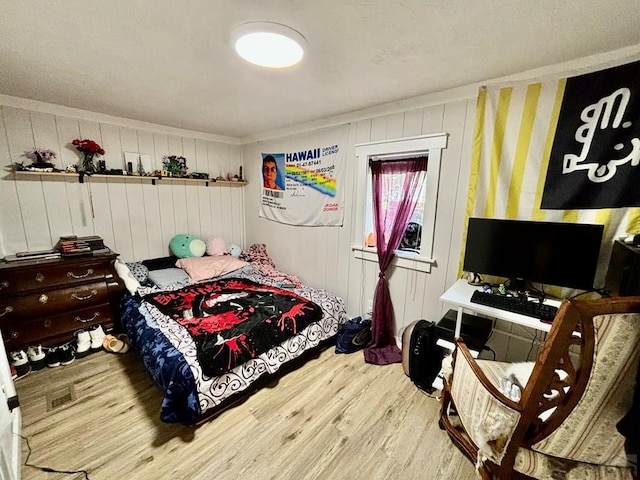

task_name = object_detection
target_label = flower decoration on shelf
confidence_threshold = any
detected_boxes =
[72,138,105,173]
[162,155,188,177]
[29,148,57,163]
[15,148,59,172]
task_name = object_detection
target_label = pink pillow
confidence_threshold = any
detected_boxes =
[175,256,248,282]
[206,236,227,256]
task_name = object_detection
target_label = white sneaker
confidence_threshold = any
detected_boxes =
[26,345,46,370]
[89,325,106,352]
[75,330,92,358]
[9,350,31,378]
[10,350,29,367]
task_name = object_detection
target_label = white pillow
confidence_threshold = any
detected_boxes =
[114,259,141,294]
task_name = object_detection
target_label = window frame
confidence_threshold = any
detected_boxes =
[352,133,448,273]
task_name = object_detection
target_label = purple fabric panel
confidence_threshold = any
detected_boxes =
[365,156,427,365]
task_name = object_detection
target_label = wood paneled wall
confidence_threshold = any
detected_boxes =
[244,101,541,360]
[0,99,543,361]
[0,106,244,262]
[243,100,487,349]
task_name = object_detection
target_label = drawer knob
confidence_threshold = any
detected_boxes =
[71,289,98,301]
[35,273,45,282]
[39,294,49,304]
[0,280,9,289]
[74,312,100,323]
[10,331,18,339]
[43,319,53,328]
[67,268,94,279]
[0,306,14,317]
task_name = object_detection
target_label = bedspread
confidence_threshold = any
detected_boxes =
[144,278,323,376]
[120,264,348,424]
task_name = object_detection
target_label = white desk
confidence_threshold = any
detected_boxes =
[440,279,562,339]
[432,279,563,391]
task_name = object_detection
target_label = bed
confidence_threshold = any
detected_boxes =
[118,248,349,425]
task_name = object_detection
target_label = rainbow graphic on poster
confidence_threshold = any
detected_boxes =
[285,164,337,197]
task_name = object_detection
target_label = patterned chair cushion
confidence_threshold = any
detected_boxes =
[532,312,640,467]
[515,446,634,480]
[450,357,521,465]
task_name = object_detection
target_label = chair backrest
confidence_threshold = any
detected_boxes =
[518,296,640,467]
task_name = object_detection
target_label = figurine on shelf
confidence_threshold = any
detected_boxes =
[162,155,188,177]
[22,148,58,172]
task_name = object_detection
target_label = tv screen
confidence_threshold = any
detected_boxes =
[462,218,604,291]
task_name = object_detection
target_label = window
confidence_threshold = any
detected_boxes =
[369,155,428,254]
[353,133,448,273]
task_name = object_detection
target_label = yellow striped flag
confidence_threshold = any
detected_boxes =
[465,60,640,290]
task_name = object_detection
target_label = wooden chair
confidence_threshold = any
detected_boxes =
[439,296,640,480]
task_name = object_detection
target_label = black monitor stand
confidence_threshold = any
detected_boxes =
[507,277,526,293]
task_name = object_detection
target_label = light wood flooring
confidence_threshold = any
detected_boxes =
[15,347,477,480]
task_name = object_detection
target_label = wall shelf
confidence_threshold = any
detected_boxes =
[11,171,247,187]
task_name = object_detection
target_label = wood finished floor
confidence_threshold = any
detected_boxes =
[15,348,477,480]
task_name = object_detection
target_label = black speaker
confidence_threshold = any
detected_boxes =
[435,309,493,352]
[605,240,640,296]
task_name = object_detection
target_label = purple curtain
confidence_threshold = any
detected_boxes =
[364,156,428,365]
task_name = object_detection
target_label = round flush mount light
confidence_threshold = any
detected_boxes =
[231,22,307,68]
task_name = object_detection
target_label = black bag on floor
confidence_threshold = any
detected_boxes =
[335,316,372,354]
[401,320,442,393]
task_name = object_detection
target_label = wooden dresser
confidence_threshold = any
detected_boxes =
[0,252,124,352]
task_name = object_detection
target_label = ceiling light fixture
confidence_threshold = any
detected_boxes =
[231,22,307,68]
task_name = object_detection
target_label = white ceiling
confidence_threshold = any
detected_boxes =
[2,1,640,140]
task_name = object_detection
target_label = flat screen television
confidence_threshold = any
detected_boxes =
[462,218,604,291]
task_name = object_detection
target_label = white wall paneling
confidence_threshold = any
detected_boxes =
[0,106,244,262]
[243,102,474,339]
[3,108,51,252]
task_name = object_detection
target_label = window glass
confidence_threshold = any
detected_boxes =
[366,158,427,254]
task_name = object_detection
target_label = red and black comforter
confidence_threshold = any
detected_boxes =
[144,278,322,377]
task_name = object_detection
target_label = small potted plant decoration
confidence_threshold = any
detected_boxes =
[20,148,58,172]
[72,138,105,173]
[162,155,188,177]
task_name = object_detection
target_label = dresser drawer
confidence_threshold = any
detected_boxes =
[0,259,111,295]
[1,302,113,349]
[0,281,109,321]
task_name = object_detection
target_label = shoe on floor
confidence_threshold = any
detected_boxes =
[103,334,127,353]
[89,324,106,352]
[26,345,47,370]
[75,329,91,358]
[58,343,76,365]
[117,334,130,354]
[45,346,61,368]
[9,350,31,379]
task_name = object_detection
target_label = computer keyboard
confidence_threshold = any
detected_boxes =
[470,290,558,322]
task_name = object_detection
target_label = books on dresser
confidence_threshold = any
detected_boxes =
[54,235,105,256]
[2,236,108,263]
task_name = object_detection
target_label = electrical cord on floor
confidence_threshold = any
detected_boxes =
[19,433,90,479]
